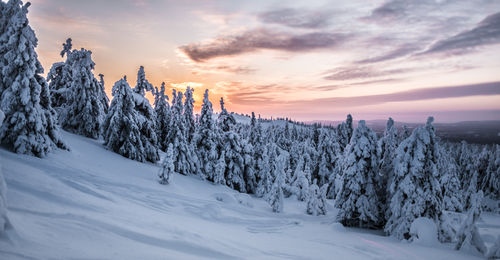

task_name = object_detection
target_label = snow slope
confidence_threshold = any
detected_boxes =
[0,131,492,259]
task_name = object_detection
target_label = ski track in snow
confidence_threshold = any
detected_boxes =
[0,131,493,259]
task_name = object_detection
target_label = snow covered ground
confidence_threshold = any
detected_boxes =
[0,131,495,259]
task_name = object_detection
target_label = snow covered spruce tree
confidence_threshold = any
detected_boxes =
[378,118,399,219]
[482,145,500,200]
[268,151,288,213]
[169,90,196,175]
[51,38,108,139]
[131,66,159,162]
[103,77,145,162]
[153,83,171,151]
[158,144,175,185]
[306,179,328,216]
[455,190,486,255]
[250,112,271,197]
[335,120,382,228]
[184,86,196,142]
[385,117,443,239]
[0,0,66,156]
[289,155,312,201]
[437,145,463,212]
[336,114,353,152]
[218,98,246,192]
[194,89,219,181]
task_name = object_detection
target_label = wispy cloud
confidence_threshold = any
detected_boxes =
[323,66,412,81]
[421,12,500,55]
[178,28,346,62]
[299,81,500,107]
[258,8,334,29]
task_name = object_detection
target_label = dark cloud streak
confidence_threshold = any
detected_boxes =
[258,8,333,29]
[179,28,346,62]
[422,11,500,55]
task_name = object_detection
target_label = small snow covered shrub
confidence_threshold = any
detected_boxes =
[409,217,438,246]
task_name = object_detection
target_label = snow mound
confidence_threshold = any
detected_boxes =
[213,193,236,204]
[234,193,253,208]
[410,217,439,246]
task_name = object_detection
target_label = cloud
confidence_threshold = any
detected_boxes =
[323,66,412,81]
[299,81,500,107]
[357,44,421,63]
[421,11,500,55]
[178,28,346,62]
[258,8,333,29]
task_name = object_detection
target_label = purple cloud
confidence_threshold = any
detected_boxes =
[323,66,412,81]
[258,8,333,29]
[421,12,500,55]
[179,28,346,62]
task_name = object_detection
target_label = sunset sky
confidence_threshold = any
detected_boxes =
[27,0,500,122]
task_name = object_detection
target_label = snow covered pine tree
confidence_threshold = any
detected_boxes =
[103,77,146,162]
[0,0,66,156]
[385,117,443,240]
[335,120,381,228]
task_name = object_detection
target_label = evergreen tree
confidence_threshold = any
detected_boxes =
[336,114,353,151]
[268,152,287,213]
[289,156,311,201]
[218,97,236,132]
[379,118,399,220]
[131,66,159,162]
[133,65,153,96]
[153,83,171,151]
[0,0,66,156]
[98,73,109,113]
[214,151,226,185]
[438,145,463,212]
[103,77,145,161]
[184,86,195,142]
[455,191,486,255]
[158,144,174,185]
[385,117,443,239]
[194,89,219,180]
[482,145,500,200]
[52,38,107,139]
[169,90,195,175]
[306,179,328,216]
[336,120,381,228]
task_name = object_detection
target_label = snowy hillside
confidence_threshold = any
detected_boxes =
[0,131,493,260]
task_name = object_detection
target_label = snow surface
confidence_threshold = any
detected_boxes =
[0,131,494,259]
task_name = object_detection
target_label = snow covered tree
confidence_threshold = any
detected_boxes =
[153,83,171,151]
[337,114,353,151]
[133,65,153,96]
[306,179,328,216]
[385,117,443,240]
[335,120,381,228]
[158,144,174,185]
[218,97,236,132]
[437,145,463,212]
[214,151,226,185]
[169,90,196,175]
[0,0,67,157]
[194,89,219,180]
[482,145,500,200]
[464,170,480,211]
[0,109,11,233]
[455,191,486,255]
[131,66,159,162]
[103,77,145,162]
[268,152,287,213]
[53,38,108,139]
[98,73,109,113]
[250,112,270,196]
[46,61,67,109]
[288,156,311,201]
[184,86,195,142]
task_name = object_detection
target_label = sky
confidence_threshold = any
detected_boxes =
[25,0,500,122]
